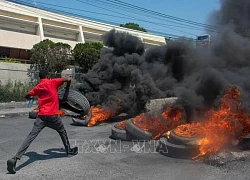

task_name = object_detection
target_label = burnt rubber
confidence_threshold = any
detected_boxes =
[28,111,38,119]
[239,133,250,150]
[58,89,90,116]
[125,119,152,141]
[157,137,200,159]
[110,125,133,141]
[168,128,201,146]
[71,111,92,126]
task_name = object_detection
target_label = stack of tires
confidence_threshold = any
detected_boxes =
[110,120,133,141]
[111,98,187,142]
[28,89,91,126]
[111,119,153,141]
[157,128,201,159]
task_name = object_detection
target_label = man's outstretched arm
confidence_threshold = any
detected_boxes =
[25,87,37,99]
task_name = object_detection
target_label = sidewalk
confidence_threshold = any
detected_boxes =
[0,101,38,108]
[0,101,37,118]
[0,108,32,118]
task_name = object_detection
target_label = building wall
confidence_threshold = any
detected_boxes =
[0,29,40,49]
[48,37,79,48]
[0,0,166,52]
[0,62,30,85]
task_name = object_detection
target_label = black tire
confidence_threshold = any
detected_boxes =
[157,137,200,159]
[71,111,92,126]
[125,119,152,140]
[110,125,133,141]
[168,128,202,146]
[58,89,90,115]
[28,111,38,119]
[60,108,79,116]
[239,133,250,150]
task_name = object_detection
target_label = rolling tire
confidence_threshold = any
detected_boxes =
[125,119,152,141]
[71,111,92,126]
[28,111,38,119]
[168,128,202,146]
[58,89,90,116]
[110,125,133,141]
[157,137,200,159]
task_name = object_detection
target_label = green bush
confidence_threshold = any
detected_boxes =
[0,81,32,102]
[72,42,103,73]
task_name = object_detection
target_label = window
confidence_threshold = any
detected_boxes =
[0,46,31,63]
[0,46,10,58]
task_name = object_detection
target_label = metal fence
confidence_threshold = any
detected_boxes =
[0,68,83,103]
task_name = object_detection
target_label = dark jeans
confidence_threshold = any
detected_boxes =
[14,115,71,159]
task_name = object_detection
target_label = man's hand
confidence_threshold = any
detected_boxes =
[25,94,34,100]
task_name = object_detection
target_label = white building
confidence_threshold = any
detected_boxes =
[0,0,166,63]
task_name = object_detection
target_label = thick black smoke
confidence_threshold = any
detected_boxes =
[78,0,250,119]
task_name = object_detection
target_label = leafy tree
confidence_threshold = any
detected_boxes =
[120,22,147,32]
[72,42,103,73]
[165,37,171,43]
[28,39,72,84]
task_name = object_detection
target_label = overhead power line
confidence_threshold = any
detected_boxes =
[76,0,219,30]
[13,0,211,36]
[73,0,210,31]
[7,0,203,39]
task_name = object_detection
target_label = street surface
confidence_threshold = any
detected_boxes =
[0,115,249,180]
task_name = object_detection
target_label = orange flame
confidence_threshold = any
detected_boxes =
[87,106,114,127]
[194,86,250,158]
[161,106,183,122]
[174,85,250,158]
[132,106,184,139]
[115,120,127,130]
[174,123,204,138]
[166,131,171,139]
[58,110,65,117]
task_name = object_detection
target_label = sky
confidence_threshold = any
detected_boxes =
[27,0,221,39]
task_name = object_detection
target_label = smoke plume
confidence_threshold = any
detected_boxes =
[78,0,250,119]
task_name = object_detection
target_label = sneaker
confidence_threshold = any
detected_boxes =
[67,147,78,156]
[7,158,17,174]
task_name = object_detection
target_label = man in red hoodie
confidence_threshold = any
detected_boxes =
[7,69,78,174]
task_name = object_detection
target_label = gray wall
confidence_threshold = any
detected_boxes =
[0,62,30,85]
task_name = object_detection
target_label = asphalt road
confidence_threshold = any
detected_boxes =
[0,115,249,180]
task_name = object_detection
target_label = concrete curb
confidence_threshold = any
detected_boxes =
[0,108,32,118]
[0,101,38,108]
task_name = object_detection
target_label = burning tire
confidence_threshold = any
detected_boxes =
[58,89,90,116]
[110,120,133,141]
[110,125,133,141]
[71,111,92,126]
[157,136,200,159]
[125,119,152,140]
[168,128,201,146]
[168,124,203,146]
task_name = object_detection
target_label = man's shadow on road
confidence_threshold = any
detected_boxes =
[16,148,67,171]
